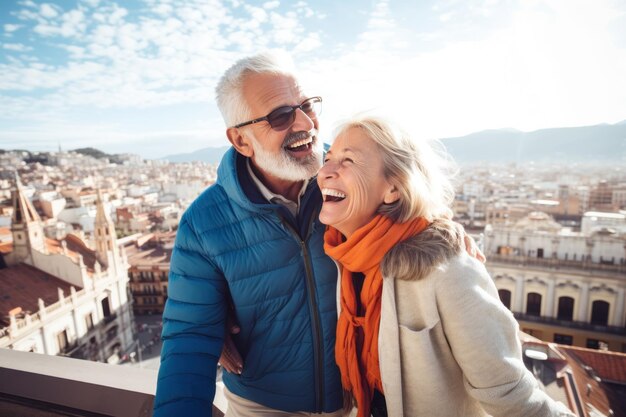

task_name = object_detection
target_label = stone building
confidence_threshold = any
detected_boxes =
[483,211,626,352]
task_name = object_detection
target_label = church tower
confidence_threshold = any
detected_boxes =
[10,173,46,263]
[94,190,120,269]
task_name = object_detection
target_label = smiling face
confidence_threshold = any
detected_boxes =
[227,72,322,188]
[318,127,399,238]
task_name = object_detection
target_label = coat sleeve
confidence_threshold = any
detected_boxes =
[153,214,228,416]
[435,254,575,417]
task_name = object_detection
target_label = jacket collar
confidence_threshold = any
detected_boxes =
[381,218,463,281]
[216,147,323,228]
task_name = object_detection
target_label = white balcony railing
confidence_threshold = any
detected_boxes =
[0,348,226,416]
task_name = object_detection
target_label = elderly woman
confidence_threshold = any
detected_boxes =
[318,116,574,417]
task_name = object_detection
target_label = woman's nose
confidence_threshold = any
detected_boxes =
[318,161,337,179]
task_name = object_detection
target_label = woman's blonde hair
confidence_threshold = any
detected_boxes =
[333,115,457,222]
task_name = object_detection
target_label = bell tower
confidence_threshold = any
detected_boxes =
[10,173,46,263]
[94,190,120,269]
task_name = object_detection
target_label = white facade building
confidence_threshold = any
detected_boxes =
[581,211,626,236]
[0,177,135,363]
[483,211,626,351]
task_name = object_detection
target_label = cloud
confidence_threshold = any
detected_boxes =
[32,7,87,38]
[269,11,301,44]
[263,1,280,9]
[80,0,101,7]
[299,0,626,144]
[2,43,32,52]
[39,3,60,19]
[2,0,625,158]
[4,24,23,32]
[293,32,321,53]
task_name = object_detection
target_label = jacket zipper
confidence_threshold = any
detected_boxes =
[280,215,324,412]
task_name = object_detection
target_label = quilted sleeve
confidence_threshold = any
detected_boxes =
[153,214,228,416]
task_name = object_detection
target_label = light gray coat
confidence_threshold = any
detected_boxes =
[339,221,575,417]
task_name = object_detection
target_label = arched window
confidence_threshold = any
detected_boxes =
[590,300,610,326]
[498,289,511,309]
[557,297,574,321]
[526,292,542,316]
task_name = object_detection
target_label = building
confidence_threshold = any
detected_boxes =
[588,181,617,212]
[520,334,626,416]
[581,211,626,236]
[125,232,174,314]
[483,211,626,352]
[0,177,135,363]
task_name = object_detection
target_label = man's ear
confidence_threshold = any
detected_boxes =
[226,127,254,157]
[383,185,400,205]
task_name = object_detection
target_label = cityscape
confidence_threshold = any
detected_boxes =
[0,145,624,415]
[1,0,626,414]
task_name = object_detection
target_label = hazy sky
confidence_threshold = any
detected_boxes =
[1,0,626,159]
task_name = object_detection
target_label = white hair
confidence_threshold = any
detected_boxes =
[215,51,296,127]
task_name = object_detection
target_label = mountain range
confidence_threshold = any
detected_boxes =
[441,122,626,164]
[161,146,230,164]
[160,122,626,164]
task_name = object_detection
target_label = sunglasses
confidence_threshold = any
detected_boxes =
[233,96,322,131]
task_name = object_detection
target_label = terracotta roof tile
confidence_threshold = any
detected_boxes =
[560,345,626,384]
[0,263,76,325]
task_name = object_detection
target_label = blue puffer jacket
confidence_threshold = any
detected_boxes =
[154,148,343,415]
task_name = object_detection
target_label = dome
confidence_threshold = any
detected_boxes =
[514,211,562,233]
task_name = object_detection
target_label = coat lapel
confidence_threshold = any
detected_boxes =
[379,276,404,417]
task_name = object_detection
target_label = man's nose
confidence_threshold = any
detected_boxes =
[292,107,315,132]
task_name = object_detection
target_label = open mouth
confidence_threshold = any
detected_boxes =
[321,188,346,203]
[285,136,314,153]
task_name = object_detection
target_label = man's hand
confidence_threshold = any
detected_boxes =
[464,233,486,263]
[443,217,486,263]
[219,311,243,374]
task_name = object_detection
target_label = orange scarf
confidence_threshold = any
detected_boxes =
[324,214,430,417]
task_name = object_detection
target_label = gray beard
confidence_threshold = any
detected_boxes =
[251,131,322,182]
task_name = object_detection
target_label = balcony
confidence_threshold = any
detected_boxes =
[0,348,226,417]
[488,254,626,276]
[514,312,626,336]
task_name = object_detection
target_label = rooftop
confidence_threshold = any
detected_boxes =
[46,234,98,274]
[561,345,626,384]
[0,263,74,325]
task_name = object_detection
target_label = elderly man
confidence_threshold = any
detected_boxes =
[154,52,344,416]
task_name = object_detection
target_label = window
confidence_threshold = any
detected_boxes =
[557,297,574,321]
[586,339,608,350]
[101,297,111,318]
[526,292,542,316]
[537,248,544,258]
[85,313,94,330]
[57,330,69,352]
[554,334,573,345]
[590,300,610,326]
[498,289,511,309]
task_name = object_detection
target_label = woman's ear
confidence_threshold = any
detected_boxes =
[383,185,400,205]
[226,127,254,157]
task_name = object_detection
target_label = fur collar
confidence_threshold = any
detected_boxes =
[381,218,464,281]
